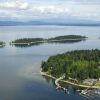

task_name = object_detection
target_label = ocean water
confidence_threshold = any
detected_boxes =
[0,25,100,100]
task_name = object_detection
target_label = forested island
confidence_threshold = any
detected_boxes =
[10,38,44,47]
[10,35,87,47]
[0,41,5,48]
[48,35,87,43]
[41,49,100,87]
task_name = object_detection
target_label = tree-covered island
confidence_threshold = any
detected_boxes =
[10,38,45,47]
[0,41,5,48]
[41,49,100,87]
[48,35,87,43]
[10,35,87,47]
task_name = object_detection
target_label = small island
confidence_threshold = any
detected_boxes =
[10,35,87,47]
[0,41,5,48]
[48,35,87,43]
[10,38,45,47]
[41,49,100,88]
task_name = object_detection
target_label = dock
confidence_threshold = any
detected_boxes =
[55,74,69,94]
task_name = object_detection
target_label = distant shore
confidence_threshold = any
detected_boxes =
[40,69,100,89]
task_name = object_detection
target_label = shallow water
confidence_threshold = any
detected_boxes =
[0,25,100,100]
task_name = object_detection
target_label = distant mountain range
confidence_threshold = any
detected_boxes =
[0,18,100,26]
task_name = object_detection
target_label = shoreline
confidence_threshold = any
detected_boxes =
[40,69,100,89]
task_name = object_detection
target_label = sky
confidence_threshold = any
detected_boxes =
[0,0,100,21]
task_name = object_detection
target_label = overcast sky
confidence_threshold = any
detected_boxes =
[0,0,100,21]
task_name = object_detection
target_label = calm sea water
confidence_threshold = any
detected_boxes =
[0,25,100,100]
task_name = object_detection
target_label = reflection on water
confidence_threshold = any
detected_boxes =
[0,26,100,100]
[42,75,55,86]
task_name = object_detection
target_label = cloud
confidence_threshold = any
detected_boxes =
[0,0,29,10]
[0,0,100,21]
[30,5,69,15]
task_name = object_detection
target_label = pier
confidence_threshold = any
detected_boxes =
[55,74,69,94]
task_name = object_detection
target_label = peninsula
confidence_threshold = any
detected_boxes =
[41,49,100,88]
